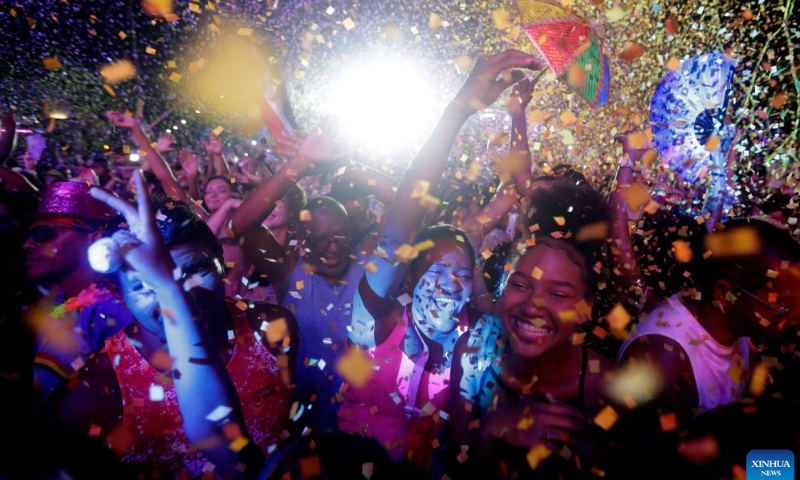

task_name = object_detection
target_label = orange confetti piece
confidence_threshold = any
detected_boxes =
[100,60,137,84]
[659,413,677,431]
[103,84,117,97]
[618,43,646,62]
[43,57,63,69]
[593,405,619,430]
[664,18,679,35]
[526,445,551,469]
[145,46,157,55]
[335,348,374,388]
[704,135,721,151]
[672,240,692,263]
[212,125,224,136]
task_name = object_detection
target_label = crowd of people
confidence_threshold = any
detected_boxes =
[1,48,799,480]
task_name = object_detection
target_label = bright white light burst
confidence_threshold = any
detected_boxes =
[327,59,436,152]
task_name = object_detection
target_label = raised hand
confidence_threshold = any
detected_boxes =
[204,134,223,156]
[179,148,199,177]
[89,170,175,289]
[296,124,347,171]
[615,131,653,164]
[106,110,139,130]
[274,132,307,160]
[453,50,545,114]
[506,75,539,118]
[155,132,175,154]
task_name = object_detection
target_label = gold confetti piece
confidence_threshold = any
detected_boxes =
[559,310,579,322]
[704,135,721,151]
[766,269,779,278]
[119,31,128,39]
[605,5,630,22]
[208,23,219,32]
[607,304,631,331]
[526,444,551,469]
[415,239,436,251]
[553,216,566,226]
[517,416,534,430]
[365,262,377,273]
[619,43,646,62]
[672,240,692,263]
[705,226,760,257]
[295,280,304,290]
[453,55,472,70]
[395,244,420,262]
[213,125,224,136]
[229,436,249,452]
[428,13,442,31]
[593,405,619,430]
[145,46,157,55]
[481,249,493,260]
[660,413,677,431]
[43,57,63,69]
[299,210,311,222]
[622,183,650,211]
[142,0,173,17]
[626,132,649,149]
[528,110,552,125]
[342,17,355,30]
[237,28,253,36]
[189,3,201,13]
[532,267,543,280]
[335,348,374,388]
[103,84,117,97]
[169,72,182,82]
[264,318,287,344]
[491,8,510,29]
[100,60,137,84]
[559,111,577,126]
[576,221,609,243]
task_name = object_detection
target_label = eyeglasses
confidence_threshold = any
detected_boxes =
[308,234,351,251]
[24,224,93,243]
[731,283,790,317]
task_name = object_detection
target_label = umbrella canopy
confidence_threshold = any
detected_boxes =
[517,0,610,107]
[650,52,738,183]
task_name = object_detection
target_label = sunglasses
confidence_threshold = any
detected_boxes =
[24,224,93,243]
[308,234,351,251]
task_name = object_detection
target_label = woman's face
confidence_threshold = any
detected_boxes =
[204,178,233,213]
[501,243,590,359]
[409,235,474,341]
[264,199,288,229]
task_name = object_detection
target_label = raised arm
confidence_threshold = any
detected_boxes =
[0,112,17,163]
[231,127,346,286]
[90,172,265,479]
[362,51,543,299]
[106,111,208,220]
[355,50,544,341]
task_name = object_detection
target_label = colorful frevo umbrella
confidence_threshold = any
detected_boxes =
[516,0,609,107]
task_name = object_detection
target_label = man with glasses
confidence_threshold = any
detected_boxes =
[618,218,800,427]
[23,181,133,401]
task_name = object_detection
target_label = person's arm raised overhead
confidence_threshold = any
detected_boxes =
[0,112,17,164]
[355,50,544,343]
[90,172,265,479]
[230,125,347,285]
[340,163,399,206]
[106,111,208,220]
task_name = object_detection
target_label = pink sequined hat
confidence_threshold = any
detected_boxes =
[35,181,118,224]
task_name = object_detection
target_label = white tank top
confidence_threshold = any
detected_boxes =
[619,295,751,413]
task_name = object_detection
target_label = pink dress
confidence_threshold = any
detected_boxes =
[338,309,465,466]
[104,302,291,479]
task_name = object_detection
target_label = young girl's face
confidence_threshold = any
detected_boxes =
[501,243,591,359]
[409,235,474,341]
